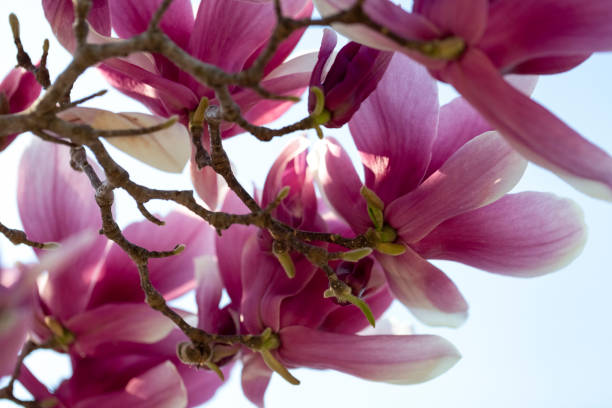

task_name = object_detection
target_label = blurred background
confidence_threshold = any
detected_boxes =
[0,2,611,407]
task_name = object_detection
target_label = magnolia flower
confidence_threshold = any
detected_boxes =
[16,139,225,406]
[312,0,612,200]
[308,29,392,129]
[316,54,587,327]
[0,67,41,151]
[210,139,460,407]
[43,0,316,207]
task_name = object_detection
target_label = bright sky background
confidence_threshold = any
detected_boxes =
[1,2,611,408]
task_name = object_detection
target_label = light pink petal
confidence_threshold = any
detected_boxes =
[18,140,108,319]
[386,131,527,243]
[349,53,438,203]
[414,192,587,277]
[443,49,612,200]
[216,192,254,305]
[314,138,371,233]
[425,96,492,178]
[88,211,214,307]
[108,0,194,49]
[0,310,29,377]
[43,0,110,52]
[279,325,460,383]
[312,0,441,68]
[241,352,273,408]
[67,303,175,356]
[59,107,190,173]
[194,255,226,332]
[481,0,612,71]
[73,361,188,408]
[413,0,488,43]
[377,249,468,327]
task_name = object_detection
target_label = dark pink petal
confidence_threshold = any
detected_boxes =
[443,49,612,200]
[0,67,41,113]
[481,0,612,71]
[17,366,54,401]
[67,303,175,356]
[43,0,110,52]
[88,211,214,307]
[216,192,254,305]
[425,96,492,178]
[308,29,337,93]
[387,131,527,243]
[414,192,587,277]
[509,54,591,75]
[262,138,310,209]
[377,249,468,327]
[18,140,108,319]
[315,138,371,233]
[280,325,460,383]
[97,60,199,118]
[349,53,438,203]
[108,0,193,49]
[413,0,488,43]
[241,352,272,408]
[73,361,188,408]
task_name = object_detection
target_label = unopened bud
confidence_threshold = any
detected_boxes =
[172,244,186,255]
[9,14,20,39]
[272,241,295,279]
[42,241,61,250]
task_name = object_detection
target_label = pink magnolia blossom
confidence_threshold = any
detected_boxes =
[209,139,460,407]
[313,0,612,200]
[316,54,587,327]
[308,29,392,128]
[0,67,41,151]
[16,139,227,406]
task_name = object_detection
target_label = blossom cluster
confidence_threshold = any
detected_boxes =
[0,0,610,407]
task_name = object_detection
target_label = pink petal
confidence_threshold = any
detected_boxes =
[88,211,214,307]
[189,0,308,74]
[194,256,226,332]
[279,325,460,383]
[59,107,190,173]
[241,352,273,408]
[509,54,591,75]
[97,60,199,119]
[108,0,194,49]
[0,67,41,113]
[377,249,468,327]
[413,0,488,43]
[314,138,371,232]
[73,361,188,408]
[67,303,175,356]
[312,0,441,67]
[481,0,612,71]
[0,309,29,377]
[425,96,492,178]
[320,285,393,334]
[349,53,438,203]
[414,192,587,277]
[387,131,527,243]
[443,49,612,200]
[216,193,254,305]
[43,0,110,52]
[18,140,108,319]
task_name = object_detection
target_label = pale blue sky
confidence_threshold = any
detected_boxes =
[0,2,611,408]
